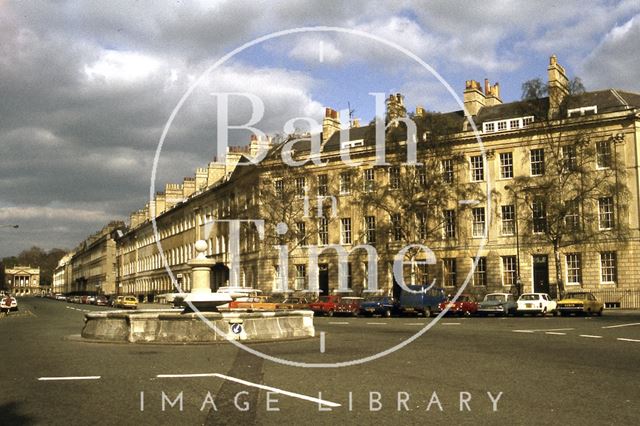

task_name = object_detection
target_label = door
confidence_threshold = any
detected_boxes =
[319,264,329,295]
[532,255,549,294]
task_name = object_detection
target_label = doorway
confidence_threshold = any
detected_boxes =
[532,255,549,294]
[319,264,329,295]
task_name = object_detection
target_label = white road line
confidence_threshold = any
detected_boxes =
[38,376,101,381]
[602,322,640,329]
[405,323,425,326]
[579,335,603,339]
[157,373,218,378]
[617,338,640,343]
[541,328,575,332]
[328,321,349,325]
[512,330,535,333]
[366,322,387,325]
[545,332,566,335]
[442,322,461,325]
[320,332,326,353]
[213,373,341,407]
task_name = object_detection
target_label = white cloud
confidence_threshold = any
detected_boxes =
[84,49,162,84]
[289,37,343,64]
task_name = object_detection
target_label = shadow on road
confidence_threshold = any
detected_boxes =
[0,401,36,425]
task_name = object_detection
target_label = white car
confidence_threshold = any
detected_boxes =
[516,293,557,316]
[1,296,18,312]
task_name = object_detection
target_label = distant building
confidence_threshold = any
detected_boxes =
[5,266,42,296]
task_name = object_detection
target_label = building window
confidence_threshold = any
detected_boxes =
[564,199,580,230]
[274,179,284,198]
[341,218,352,244]
[295,177,306,197]
[500,152,513,179]
[530,148,545,176]
[497,121,507,131]
[484,122,495,133]
[295,264,307,290]
[389,167,400,189]
[532,199,547,233]
[339,172,351,194]
[442,159,454,184]
[473,257,487,286]
[562,145,577,172]
[296,222,306,246]
[596,140,611,169]
[443,209,456,239]
[365,216,376,244]
[598,197,614,230]
[470,155,484,181]
[472,207,485,237]
[317,174,328,196]
[363,169,375,192]
[418,167,427,186]
[418,212,427,240]
[523,117,534,127]
[502,256,517,286]
[318,217,328,245]
[501,205,515,235]
[391,213,402,241]
[443,258,457,287]
[566,253,582,285]
[600,252,617,284]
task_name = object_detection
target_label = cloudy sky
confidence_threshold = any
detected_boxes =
[1,0,639,258]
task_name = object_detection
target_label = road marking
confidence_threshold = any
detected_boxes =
[38,376,101,381]
[512,330,536,333]
[328,321,349,325]
[442,322,461,325]
[405,323,425,326]
[213,373,341,407]
[617,338,640,343]
[366,322,387,325]
[602,322,640,329]
[320,332,326,353]
[545,332,566,335]
[579,335,603,339]
[157,373,218,378]
[541,328,575,332]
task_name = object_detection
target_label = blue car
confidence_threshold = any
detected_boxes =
[359,296,400,317]
[399,285,447,317]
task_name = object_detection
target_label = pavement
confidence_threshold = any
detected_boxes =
[1,297,639,425]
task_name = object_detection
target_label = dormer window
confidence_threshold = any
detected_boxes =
[482,116,534,134]
[341,139,364,149]
[567,105,597,118]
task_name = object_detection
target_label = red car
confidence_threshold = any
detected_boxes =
[438,294,478,316]
[308,295,363,317]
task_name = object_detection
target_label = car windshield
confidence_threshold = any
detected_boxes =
[364,296,387,302]
[566,293,588,300]
[485,294,506,302]
[520,294,538,301]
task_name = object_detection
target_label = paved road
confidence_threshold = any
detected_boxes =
[1,298,639,425]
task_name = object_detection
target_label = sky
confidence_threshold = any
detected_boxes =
[0,0,639,258]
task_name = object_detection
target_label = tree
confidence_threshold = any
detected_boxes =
[511,79,628,297]
[1,247,67,288]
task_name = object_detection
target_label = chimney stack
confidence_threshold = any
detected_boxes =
[322,108,340,142]
[463,80,485,116]
[386,93,407,125]
[547,54,569,118]
[484,80,502,107]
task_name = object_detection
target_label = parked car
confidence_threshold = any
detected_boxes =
[309,295,362,316]
[399,285,447,317]
[94,295,109,306]
[1,295,18,312]
[477,293,517,316]
[112,295,124,308]
[120,296,138,309]
[228,295,279,311]
[359,295,400,317]
[438,294,478,316]
[516,293,558,316]
[556,291,604,316]
[54,294,66,301]
[276,297,311,310]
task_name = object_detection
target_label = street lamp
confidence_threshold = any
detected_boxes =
[504,186,522,296]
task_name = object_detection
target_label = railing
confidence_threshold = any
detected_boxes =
[589,289,640,309]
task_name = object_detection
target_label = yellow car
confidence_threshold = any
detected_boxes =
[557,291,604,316]
[120,296,138,310]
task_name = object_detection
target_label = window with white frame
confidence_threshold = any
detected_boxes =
[532,199,547,233]
[566,253,582,285]
[318,217,329,245]
[500,152,513,179]
[296,222,306,246]
[530,148,545,176]
[470,155,484,181]
[443,258,457,287]
[364,169,375,192]
[295,264,307,290]
[339,172,351,194]
[600,252,617,284]
[317,174,328,196]
[598,197,614,229]
[418,212,427,240]
[389,167,400,189]
[418,167,427,186]
[596,140,612,169]
[502,256,517,286]
[564,199,580,230]
[444,209,456,238]
[365,215,376,244]
[391,213,402,241]
[501,205,515,235]
[274,179,284,197]
[341,218,352,244]
[472,207,485,237]
[473,257,487,286]
[442,159,454,183]
[295,177,306,197]
[562,145,577,172]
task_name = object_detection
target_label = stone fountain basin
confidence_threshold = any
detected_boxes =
[81,309,315,344]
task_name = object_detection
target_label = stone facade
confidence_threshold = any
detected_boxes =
[5,266,41,296]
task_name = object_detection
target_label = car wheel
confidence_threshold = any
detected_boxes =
[553,309,560,317]
[351,309,358,317]
[541,309,547,317]
[424,307,432,318]
[326,310,334,317]
[383,309,392,318]
[597,308,603,316]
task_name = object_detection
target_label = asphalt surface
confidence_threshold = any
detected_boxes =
[1,297,639,425]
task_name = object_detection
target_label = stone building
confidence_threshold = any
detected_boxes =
[5,266,42,296]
